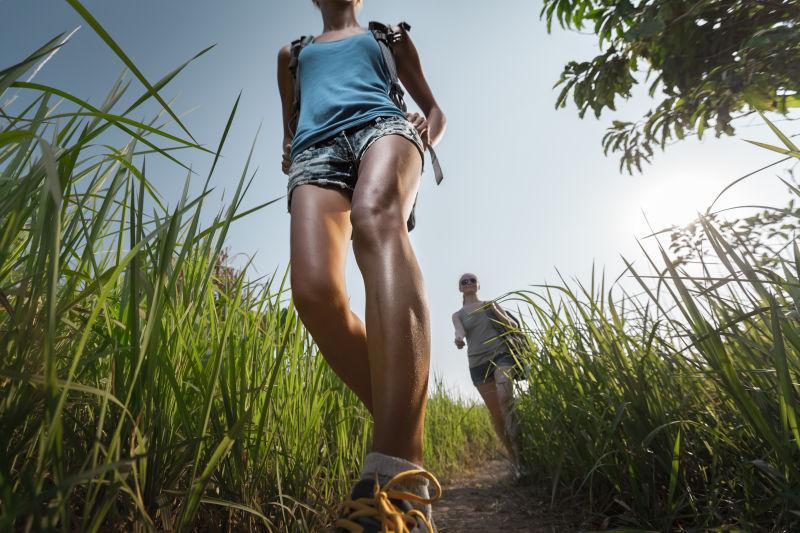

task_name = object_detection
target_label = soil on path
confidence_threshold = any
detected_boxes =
[435,459,584,533]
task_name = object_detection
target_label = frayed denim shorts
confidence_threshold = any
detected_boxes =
[470,352,517,386]
[287,115,425,231]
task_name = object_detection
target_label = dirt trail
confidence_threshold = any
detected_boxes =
[435,459,581,533]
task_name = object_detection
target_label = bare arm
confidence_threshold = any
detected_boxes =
[489,302,514,327]
[277,44,294,174]
[393,26,446,148]
[452,312,466,349]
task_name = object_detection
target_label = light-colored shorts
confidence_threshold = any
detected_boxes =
[287,115,425,231]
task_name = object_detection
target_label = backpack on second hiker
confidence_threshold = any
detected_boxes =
[286,21,444,185]
[487,306,530,381]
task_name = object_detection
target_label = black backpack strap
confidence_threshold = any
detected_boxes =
[288,35,313,77]
[369,21,444,185]
[368,20,410,44]
[288,35,314,137]
[428,146,444,185]
[368,22,409,112]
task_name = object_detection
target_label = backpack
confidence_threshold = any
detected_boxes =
[287,21,443,185]
[487,306,530,381]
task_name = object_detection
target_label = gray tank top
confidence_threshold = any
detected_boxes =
[459,305,505,368]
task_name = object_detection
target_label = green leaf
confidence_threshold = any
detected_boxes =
[623,14,665,42]
[745,140,800,159]
[65,0,198,143]
[0,130,34,146]
[758,111,799,153]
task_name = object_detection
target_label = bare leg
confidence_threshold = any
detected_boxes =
[476,381,514,458]
[350,135,428,465]
[290,185,373,411]
[494,365,519,463]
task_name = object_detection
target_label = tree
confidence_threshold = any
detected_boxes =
[668,199,800,270]
[542,0,800,173]
[659,156,798,271]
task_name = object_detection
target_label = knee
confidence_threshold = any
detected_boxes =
[350,199,406,251]
[291,272,347,321]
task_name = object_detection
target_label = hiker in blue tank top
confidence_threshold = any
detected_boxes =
[452,273,521,470]
[276,1,446,532]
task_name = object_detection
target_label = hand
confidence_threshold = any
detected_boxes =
[406,112,430,148]
[282,140,292,175]
[455,338,465,349]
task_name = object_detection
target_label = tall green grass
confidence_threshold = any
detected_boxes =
[424,377,498,480]
[0,5,497,530]
[510,120,800,530]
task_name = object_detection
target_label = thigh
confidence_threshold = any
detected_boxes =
[290,185,352,291]
[352,134,423,220]
[476,382,502,418]
[493,364,515,387]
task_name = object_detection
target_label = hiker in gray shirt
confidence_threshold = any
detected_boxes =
[452,273,519,466]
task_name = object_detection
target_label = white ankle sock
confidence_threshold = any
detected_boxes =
[360,452,433,519]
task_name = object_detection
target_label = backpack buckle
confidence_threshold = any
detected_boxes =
[387,22,411,44]
[369,21,411,45]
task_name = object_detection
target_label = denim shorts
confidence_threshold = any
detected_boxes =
[469,352,517,386]
[287,115,425,231]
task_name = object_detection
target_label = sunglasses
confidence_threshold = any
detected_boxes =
[460,278,477,286]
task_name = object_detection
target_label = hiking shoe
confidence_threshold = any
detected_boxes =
[334,469,441,533]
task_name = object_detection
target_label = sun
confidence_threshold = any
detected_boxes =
[637,174,721,232]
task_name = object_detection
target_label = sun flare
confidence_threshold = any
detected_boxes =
[638,175,721,231]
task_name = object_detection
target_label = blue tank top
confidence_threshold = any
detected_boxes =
[290,31,406,160]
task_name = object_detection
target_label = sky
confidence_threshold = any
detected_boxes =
[2,0,796,397]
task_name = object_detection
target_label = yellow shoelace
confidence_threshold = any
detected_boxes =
[335,469,442,533]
